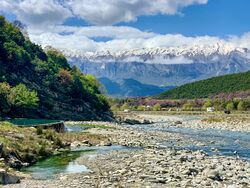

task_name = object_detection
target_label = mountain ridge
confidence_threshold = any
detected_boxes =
[157,71,250,99]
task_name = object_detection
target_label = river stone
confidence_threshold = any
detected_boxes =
[0,169,20,185]
[204,169,223,181]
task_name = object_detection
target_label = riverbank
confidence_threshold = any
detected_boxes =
[126,111,250,132]
[4,112,250,188]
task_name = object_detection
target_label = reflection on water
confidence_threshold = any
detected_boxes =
[23,145,135,180]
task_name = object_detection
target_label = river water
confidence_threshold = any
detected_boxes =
[125,118,250,161]
[23,118,250,179]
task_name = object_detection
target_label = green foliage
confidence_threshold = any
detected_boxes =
[158,71,250,99]
[0,16,111,120]
[153,103,161,111]
[121,103,129,110]
[0,82,11,113]
[237,101,248,111]
[226,102,235,110]
[203,100,212,108]
[36,127,43,135]
[182,102,194,111]
[7,83,39,109]
[137,105,145,111]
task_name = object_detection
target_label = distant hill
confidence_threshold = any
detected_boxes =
[158,71,250,99]
[0,16,112,120]
[99,77,175,97]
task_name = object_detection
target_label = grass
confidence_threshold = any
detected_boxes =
[0,120,111,172]
[0,121,66,168]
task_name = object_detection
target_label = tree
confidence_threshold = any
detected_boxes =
[58,69,73,85]
[121,103,129,111]
[203,100,212,108]
[7,84,39,110]
[182,102,193,111]
[237,101,248,111]
[226,102,234,110]
[153,103,161,111]
[0,82,11,113]
[137,105,145,111]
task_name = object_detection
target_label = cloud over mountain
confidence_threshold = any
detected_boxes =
[1,0,250,54]
[66,0,208,25]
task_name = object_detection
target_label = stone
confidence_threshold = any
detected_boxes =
[0,169,20,185]
[205,169,223,181]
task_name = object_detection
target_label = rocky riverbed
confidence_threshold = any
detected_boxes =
[4,113,250,188]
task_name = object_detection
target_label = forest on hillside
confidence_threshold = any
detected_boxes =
[158,71,250,99]
[0,16,112,120]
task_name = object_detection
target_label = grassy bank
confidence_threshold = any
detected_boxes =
[0,121,110,173]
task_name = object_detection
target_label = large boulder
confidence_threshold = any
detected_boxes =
[0,169,20,185]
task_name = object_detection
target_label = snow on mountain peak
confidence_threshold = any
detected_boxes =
[61,43,247,62]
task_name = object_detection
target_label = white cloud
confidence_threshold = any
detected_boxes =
[28,25,250,53]
[0,0,208,27]
[54,25,156,39]
[145,56,193,65]
[67,0,208,25]
[0,0,72,28]
[1,0,250,56]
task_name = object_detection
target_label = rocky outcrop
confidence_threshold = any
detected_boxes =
[0,169,20,185]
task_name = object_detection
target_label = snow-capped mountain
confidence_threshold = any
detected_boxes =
[63,43,248,61]
[63,44,250,97]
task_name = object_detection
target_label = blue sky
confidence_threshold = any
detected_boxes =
[62,0,250,37]
[1,0,250,52]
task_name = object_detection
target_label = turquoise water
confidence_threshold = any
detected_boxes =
[23,145,134,180]
[22,150,92,179]
[9,119,61,126]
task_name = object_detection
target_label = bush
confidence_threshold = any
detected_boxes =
[226,102,235,110]
[182,102,194,111]
[153,103,161,111]
[203,100,212,108]
[137,105,145,111]
[36,127,43,135]
[237,101,248,111]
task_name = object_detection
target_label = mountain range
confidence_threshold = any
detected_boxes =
[99,78,175,97]
[63,43,250,97]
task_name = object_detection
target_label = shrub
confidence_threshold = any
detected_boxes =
[182,102,194,111]
[153,103,161,111]
[137,105,145,111]
[203,100,212,108]
[237,101,248,111]
[36,127,43,135]
[226,102,235,110]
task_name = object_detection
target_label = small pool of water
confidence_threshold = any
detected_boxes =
[23,145,136,180]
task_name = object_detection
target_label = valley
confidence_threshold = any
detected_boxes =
[1,1,250,187]
[3,112,250,188]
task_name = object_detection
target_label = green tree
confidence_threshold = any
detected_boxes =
[137,105,145,111]
[153,103,161,111]
[203,100,212,108]
[0,82,11,113]
[182,102,193,111]
[237,101,248,111]
[121,103,129,111]
[7,84,39,109]
[226,102,234,110]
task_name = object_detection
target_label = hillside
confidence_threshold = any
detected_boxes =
[99,77,175,97]
[0,16,112,120]
[158,71,250,99]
